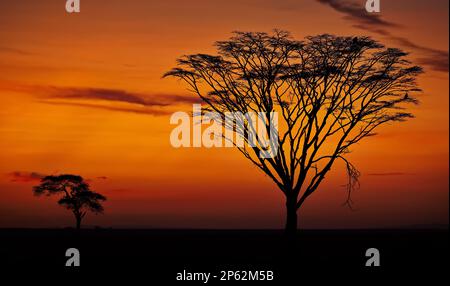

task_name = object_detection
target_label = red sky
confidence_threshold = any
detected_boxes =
[0,0,448,229]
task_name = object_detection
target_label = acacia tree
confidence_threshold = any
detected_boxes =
[164,31,422,235]
[33,174,107,229]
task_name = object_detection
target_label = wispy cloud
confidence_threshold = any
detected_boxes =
[388,36,449,73]
[0,81,201,115]
[42,86,201,107]
[367,172,410,176]
[0,46,34,56]
[7,171,45,183]
[316,0,449,72]
[40,100,172,116]
[317,0,398,29]
[7,171,110,183]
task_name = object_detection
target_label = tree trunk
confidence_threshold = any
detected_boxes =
[285,196,298,237]
[75,214,82,230]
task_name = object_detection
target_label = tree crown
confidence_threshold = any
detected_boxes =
[33,174,106,214]
[165,30,423,207]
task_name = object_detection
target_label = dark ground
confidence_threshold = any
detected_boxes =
[0,229,447,282]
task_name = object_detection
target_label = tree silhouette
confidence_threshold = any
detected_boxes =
[33,174,106,230]
[164,31,423,235]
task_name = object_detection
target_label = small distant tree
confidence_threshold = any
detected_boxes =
[164,31,423,235]
[33,174,107,229]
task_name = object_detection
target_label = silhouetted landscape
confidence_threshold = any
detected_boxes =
[0,228,447,281]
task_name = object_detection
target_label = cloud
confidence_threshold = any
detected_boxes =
[39,100,173,116]
[0,46,34,56]
[316,0,449,72]
[387,36,449,73]
[7,171,45,183]
[7,171,110,184]
[85,176,108,183]
[317,0,398,29]
[0,82,201,115]
[42,87,202,107]
[367,172,409,176]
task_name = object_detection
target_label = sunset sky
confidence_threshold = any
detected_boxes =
[0,0,448,229]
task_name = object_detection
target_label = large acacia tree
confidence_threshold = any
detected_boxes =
[165,31,422,235]
[33,174,106,229]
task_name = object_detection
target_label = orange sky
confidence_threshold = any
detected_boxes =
[0,0,448,229]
